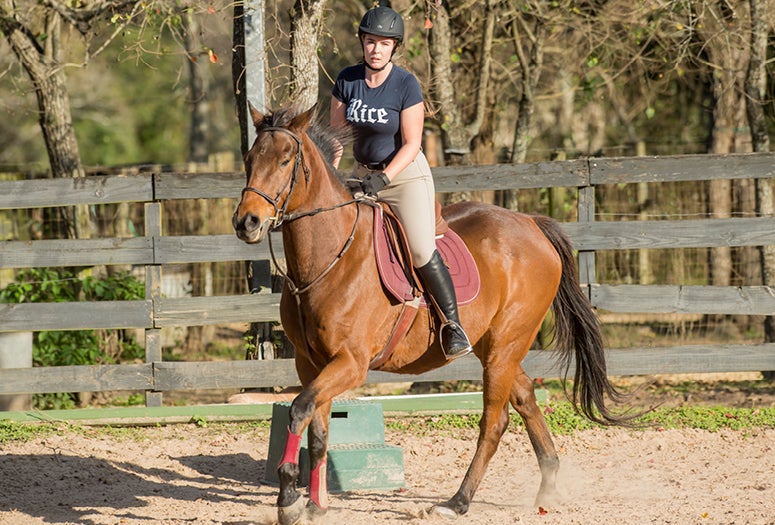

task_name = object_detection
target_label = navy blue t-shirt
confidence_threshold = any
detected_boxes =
[332,63,423,166]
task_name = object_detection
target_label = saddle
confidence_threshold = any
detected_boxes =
[369,202,480,369]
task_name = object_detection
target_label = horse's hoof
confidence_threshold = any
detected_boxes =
[535,488,562,509]
[430,505,459,519]
[305,500,328,521]
[277,497,306,525]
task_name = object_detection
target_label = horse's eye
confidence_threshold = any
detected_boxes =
[279,157,291,167]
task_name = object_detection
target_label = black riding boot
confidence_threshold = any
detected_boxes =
[417,250,473,360]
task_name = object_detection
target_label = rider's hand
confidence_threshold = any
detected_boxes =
[359,172,390,196]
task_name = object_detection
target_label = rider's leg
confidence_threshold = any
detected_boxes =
[375,153,473,359]
[416,250,473,358]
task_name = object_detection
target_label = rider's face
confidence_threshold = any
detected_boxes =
[362,34,396,70]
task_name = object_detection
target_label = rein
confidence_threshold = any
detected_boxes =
[268,202,363,297]
[239,123,426,372]
[240,125,373,297]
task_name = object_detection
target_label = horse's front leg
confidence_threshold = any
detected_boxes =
[276,354,366,525]
[306,400,333,516]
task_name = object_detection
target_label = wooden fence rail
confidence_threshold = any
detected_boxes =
[1,152,774,405]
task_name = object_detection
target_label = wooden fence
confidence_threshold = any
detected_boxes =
[1,152,774,407]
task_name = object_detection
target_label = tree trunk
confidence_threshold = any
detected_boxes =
[1,6,91,239]
[185,13,210,164]
[500,12,545,211]
[428,0,495,205]
[428,0,471,160]
[745,0,770,154]
[509,16,544,164]
[697,1,751,334]
[746,0,774,376]
[289,0,327,110]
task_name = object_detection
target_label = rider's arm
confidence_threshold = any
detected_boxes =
[382,101,423,181]
[329,96,348,169]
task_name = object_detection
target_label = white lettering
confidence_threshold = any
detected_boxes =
[346,99,390,124]
[346,99,362,121]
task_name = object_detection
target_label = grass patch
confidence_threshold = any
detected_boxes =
[2,404,772,445]
[386,402,775,436]
[0,418,273,445]
[0,420,68,444]
[637,406,775,432]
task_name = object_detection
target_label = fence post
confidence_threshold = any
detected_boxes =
[577,160,596,296]
[0,331,33,411]
[145,200,163,407]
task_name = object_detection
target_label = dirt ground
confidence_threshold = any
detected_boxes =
[1,374,773,525]
[0,423,773,525]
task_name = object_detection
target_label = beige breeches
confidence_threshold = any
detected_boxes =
[354,151,437,267]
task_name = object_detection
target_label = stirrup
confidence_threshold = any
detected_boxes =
[440,320,473,360]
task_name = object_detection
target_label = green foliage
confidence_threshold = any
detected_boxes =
[83,271,145,301]
[405,36,424,59]
[386,414,479,436]
[0,420,60,443]
[35,330,100,367]
[0,267,78,303]
[34,392,78,410]
[0,267,144,304]
[0,268,145,408]
[110,393,146,407]
[637,406,775,432]
[535,402,599,434]
[385,403,775,436]
[191,415,208,428]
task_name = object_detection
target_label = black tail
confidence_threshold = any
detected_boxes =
[532,214,638,426]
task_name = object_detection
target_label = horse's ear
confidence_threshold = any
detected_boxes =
[249,103,265,129]
[290,104,317,134]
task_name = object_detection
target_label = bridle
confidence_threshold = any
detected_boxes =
[238,124,367,297]
[240,126,308,230]
[238,123,403,371]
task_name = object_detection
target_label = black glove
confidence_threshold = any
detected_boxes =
[360,172,390,196]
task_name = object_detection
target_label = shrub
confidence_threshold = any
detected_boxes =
[0,268,145,408]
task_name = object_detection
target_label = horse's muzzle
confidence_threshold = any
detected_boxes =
[233,210,269,244]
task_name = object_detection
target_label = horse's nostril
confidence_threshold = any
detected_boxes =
[243,213,259,231]
[233,211,259,233]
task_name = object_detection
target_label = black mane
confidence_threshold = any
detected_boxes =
[258,105,352,168]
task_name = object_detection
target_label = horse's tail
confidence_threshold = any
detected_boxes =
[531,214,637,426]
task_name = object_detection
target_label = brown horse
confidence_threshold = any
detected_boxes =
[233,104,631,524]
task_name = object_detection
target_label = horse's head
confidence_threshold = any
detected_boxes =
[233,104,314,244]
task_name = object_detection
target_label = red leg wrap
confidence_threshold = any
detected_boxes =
[309,459,328,510]
[278,427,302,468]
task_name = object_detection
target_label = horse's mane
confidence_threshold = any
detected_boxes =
[258,105,353,169]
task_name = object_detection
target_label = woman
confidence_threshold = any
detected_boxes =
[330,4,472,360]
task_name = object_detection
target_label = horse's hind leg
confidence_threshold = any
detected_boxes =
[510,368,561,508]
[434,350,517,517]
[435,399,510,517]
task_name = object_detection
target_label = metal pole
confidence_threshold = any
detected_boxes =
[233,0,266,157]
[232,0,275,366]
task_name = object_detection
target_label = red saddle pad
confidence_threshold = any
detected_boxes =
[373,206,480,307]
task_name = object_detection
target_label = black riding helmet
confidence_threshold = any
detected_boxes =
[358,6,404,44]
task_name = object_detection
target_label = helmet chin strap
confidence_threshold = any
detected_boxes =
[364,59,391,73]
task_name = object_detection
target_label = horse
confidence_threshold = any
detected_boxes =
[232,104,632,524]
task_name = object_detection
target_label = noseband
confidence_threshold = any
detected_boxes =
[240,126,308,229]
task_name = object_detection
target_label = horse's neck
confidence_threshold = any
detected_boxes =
[281,169,371,284]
